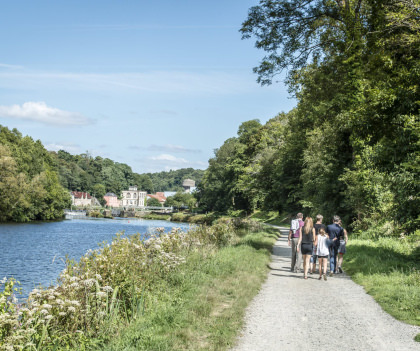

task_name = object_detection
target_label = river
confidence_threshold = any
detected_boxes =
[0,217,192,298]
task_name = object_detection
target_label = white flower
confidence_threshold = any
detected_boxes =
[40,309,49,315]
[45,315,53,320]
[42,304,52,310]
[67,306,76,313]
[70,300,80,306]
[48,295,55,300]
[70,282,80,289]
[83,279,95,288]
[56,299,64,305]
[70,277,79,282]
[102,286,113,293]
[59,312,67,316]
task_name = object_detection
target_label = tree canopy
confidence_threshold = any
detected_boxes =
[198,0,419,234]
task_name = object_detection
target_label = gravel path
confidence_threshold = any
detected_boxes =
[232,227,420,351]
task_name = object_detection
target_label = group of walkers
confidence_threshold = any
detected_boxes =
[287,213,348,280]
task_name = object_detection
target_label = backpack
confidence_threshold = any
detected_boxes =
[291,219,300,234]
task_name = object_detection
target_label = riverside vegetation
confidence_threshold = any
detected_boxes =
[0,219,278,350]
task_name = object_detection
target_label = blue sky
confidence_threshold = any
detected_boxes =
[0,0,295,173]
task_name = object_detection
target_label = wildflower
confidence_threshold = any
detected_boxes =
[83,279,95,288]
[102,286,113,293]
[70,300,80,306]
[40,309,49,315]
[45,315,53,320]
[70,282,80,289]
[95,273,102,281]
[48,295,55,300]
[70,277,79,282]
[56,299,64,305]
[67,306,76,313]
[59,312,67,316]
[42,304,52,310]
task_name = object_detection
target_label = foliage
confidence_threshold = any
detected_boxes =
[146,197,162,207]
[51,150,204,203]
[164,191,196,210]
[199,0,419,234]
[143,168,204,192]
[0,219,269,350]
[0,126,71,222]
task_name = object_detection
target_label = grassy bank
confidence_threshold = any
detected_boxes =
[344,232,420,335]
[103,226,278,350]
[0,220,278,350]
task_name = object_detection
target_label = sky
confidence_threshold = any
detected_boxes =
[0,0,295,173]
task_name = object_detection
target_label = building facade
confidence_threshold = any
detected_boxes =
[71,191,94,207]
[104,192,120,208]
[121,186,147,208]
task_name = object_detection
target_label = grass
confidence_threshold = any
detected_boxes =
[101,226,279,350]
[344,235,420,330]
[248,210,290,227]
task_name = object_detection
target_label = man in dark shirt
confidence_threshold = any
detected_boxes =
[326,215,344,276]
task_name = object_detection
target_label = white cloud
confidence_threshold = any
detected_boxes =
[0,102,93,126]
[0,69,268,96]
[0,63,24,70]
[149,154,188,163]
[147,144,201,153]
[45,142,81,154]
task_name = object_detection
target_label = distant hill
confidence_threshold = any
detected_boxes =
[50,150,205,196]
[143,168,205,192]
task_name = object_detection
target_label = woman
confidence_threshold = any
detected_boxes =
[310,214,326,274]
[337,219,348,273]
[316,228,329,280]
[297,217,316,279]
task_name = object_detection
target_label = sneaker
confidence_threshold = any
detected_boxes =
[318,276,322,280]
[323,274,327,281]
[329,272,333,277]
[338,267,343,273]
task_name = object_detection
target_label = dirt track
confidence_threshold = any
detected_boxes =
[232,227,420,351]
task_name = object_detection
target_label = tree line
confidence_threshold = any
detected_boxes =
[0,125,204,221]
[197,0,419,234]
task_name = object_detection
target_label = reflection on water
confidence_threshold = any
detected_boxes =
[0,218,191,298]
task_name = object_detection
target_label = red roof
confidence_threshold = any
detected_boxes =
[71,191,92,199]
[147,193,166,202]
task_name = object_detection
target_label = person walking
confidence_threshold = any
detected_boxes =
[288,213,304,273]
[326,215,344,276]
[297,217,316,279]
[310,214,326,274]
[316,228,329,280]
[337,219,348,273]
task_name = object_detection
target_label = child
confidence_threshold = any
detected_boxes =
[316,228,329,280]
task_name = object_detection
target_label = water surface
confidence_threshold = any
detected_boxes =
[0,218,191,297]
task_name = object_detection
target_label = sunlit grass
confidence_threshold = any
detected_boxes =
[344,236,420,327]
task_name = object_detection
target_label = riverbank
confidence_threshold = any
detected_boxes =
[0,219,279,350]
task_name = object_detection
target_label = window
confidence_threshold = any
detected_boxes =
[133,193,137,198]
[126,193,131,198]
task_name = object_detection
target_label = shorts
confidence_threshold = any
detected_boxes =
[338,240,346,254]
[301,243,313,255]
[317,255,328,259]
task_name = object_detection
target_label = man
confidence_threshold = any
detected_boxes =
[288,213,304,272]
[326,215,344,276]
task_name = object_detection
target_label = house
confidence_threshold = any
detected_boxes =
[104,192,120,208]
[182,179,196,193]
[147,192,166,206]
[121,186,147,208]
[71,191,94,207]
